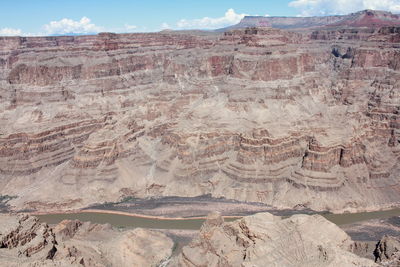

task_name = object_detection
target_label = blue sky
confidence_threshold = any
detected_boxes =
[1,0,399,36]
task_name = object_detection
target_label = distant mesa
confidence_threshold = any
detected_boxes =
[330,9,400,27]
[220,9,400,31]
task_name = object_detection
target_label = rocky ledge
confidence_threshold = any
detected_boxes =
[174,211,378,267]
[2,212,400,266]
[374,235,400,266]
[0,213,174,266]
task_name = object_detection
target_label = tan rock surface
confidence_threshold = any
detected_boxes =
[0,214,174,267]
[175,211,377,267]
[0,22,399,213]
[226,10,400,30]
[374,235,400,266]
[0,214,56,266]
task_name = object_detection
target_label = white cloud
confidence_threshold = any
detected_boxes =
[161,22,170,29]
[124,24,137,31]
[0,18,145,36]
[110,24,140,33]
[176,8,248,29]
[0,28,22,36]
[43,17,103,35]
[289,0,400,16]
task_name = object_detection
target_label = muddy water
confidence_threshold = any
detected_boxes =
[323,208,400,225]
[37,212,238,229]
[37,208,400,229]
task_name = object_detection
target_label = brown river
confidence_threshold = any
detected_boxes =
[36,208,400,230]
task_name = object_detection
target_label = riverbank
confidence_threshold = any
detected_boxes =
[30,208,400,263]
[31,208,243,221]
[84,195,287,218]
[8,194,400,219]
[31,206,400,230]
[15,195,400,232]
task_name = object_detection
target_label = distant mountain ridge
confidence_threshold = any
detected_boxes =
[220,9,400,31]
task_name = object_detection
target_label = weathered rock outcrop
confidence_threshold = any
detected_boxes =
[0,214,174,267]
[175,211,376,267]
[52,220,174,267]
[0,214,57,266]
[374,235,400,265]
[4,212,400,267]
[0,13,400,212]
[224,10,400,30]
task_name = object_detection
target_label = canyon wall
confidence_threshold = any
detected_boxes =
[0,26,399,212]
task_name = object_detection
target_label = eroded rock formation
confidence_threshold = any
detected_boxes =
[0,15,400,212]
[1,212,393,267]
[224,10,400,30]
[175,211,377,267]
[0,214,174,267]
[374,235,400,265]
[0,214,56,263]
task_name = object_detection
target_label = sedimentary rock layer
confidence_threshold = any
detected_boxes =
[0,214,56,260]
[224,10,400,30]
[0,23,399,212]
[174,211,377,267]
[1,212,388,267]
[0,214,174,267]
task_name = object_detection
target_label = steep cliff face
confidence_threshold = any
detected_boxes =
[224,10,400,30]
[1,213,385,267]
[0,214,174,267]
[0,214,57,264]
[0,25,399,212]
[175,212,377,267]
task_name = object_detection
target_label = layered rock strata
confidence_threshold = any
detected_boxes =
[224,10,400,30]
[0,214,174,267]
[1,212,392,267]
[0,214,56,262]
[174,211,376,267]
[0,22,399,212]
